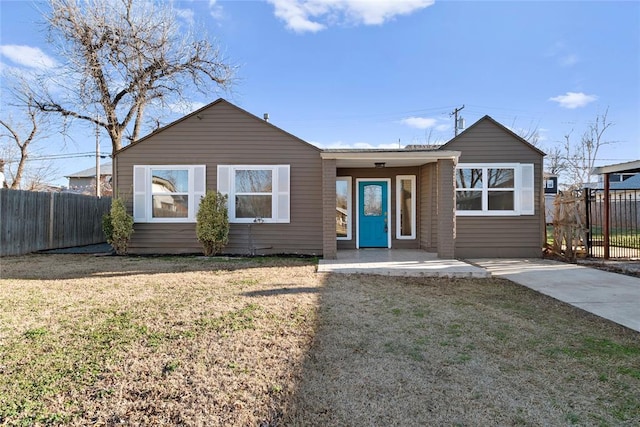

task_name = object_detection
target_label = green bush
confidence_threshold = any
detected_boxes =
[102,212,113,242]
[196,191,229,256]
[107,198,134,255]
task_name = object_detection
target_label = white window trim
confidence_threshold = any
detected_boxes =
[455,163,534,216]
[133,165,206,223]
[336,176,352,240]
[355,178,392,249]
[217,165,290,224]
[396,175,416,239]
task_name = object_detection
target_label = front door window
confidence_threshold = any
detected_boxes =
[363,185,382,216]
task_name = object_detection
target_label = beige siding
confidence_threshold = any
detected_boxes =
[322,159,337,259]
[443,118,544,258]
[436,159,456,258]
[336,167,421,250]
[115,100,323,255]
[419,163,437,252]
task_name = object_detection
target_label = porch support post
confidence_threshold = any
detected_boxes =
[322,158,337,259]
[437,158,456,258]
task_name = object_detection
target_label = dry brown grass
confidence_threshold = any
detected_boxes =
[0,255,319,426]
[1,254,639,426]
[287,274,640,426]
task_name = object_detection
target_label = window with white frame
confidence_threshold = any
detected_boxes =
[455,163,534,216]
[336,177,352,240]
[133,165,206,223]
[396,175,416,239]
[217,165,290,223]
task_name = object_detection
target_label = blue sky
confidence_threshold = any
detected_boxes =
[1,0,639,187]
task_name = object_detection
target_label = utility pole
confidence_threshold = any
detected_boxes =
[450,105,465,137]
[95,120,100,198]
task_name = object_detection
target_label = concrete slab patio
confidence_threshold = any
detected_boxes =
[318,249,489,278]
[472,258,640,333]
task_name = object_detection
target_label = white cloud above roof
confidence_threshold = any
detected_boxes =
[0,45,57,69]
[267,0,434,33]
[400,116,438,129]
[312,140,402,149]
[549,91,598,109]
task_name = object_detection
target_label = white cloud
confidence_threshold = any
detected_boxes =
[268,0,326,33]
[399,115,450,130]
[209,0,224,19]
[549,92,597,109]
[559,54,578,67]
[267,0,434,33]
[400,116,437,129]
[547,41,579,68]
[175,7,195,25]
[0,45,57,69]
[311,140,401,149]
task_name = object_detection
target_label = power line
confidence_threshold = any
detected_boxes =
[3,152,109,164]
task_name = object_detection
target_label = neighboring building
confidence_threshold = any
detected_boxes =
[593,160,640,191]
[544,173,559,224]
[66,162,112,194]
[113,99,545,258]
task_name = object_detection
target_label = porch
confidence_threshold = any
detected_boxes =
[321,149,461,259]
[317,249,489,278]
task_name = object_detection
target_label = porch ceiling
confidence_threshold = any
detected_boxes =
[320,150,461,168]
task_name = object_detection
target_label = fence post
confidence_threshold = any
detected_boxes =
[48,192,55,249]
[584,189,591,256]
[604,173,610,259]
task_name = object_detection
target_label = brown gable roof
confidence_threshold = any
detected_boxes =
[440,115,546,156]
[114,98,321,156]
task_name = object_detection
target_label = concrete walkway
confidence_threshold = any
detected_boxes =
[318,249,489,278]
[472,258,640,333]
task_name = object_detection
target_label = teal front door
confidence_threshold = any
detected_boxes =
[358,181,389,248]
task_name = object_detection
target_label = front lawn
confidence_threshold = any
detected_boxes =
[0,255,638,425]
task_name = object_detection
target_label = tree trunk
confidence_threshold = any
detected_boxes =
[11,146,28,189]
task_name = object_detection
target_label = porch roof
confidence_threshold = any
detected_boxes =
[320,149,461,168]
[592,159,640,175]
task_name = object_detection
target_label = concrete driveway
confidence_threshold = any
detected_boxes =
[472,258,640,333]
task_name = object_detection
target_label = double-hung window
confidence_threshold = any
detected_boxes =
[455,163,534,216]
[217,165,290,223]
[133,165,206,222]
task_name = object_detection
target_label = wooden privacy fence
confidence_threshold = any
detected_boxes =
[551,189,588,261]
[0,189,112,256]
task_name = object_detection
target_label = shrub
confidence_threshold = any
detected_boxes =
[102,212,113,242]
[196,191,229,256]
[107,198,134,255]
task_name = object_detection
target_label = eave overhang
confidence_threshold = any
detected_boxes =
[320,150,461,168]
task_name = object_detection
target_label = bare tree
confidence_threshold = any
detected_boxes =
[23,161,60,191]
[544,144,567,176]
[0,93,49,189]
[32,0,235,154]
[563,108,614,187]
[512,119,542,147]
